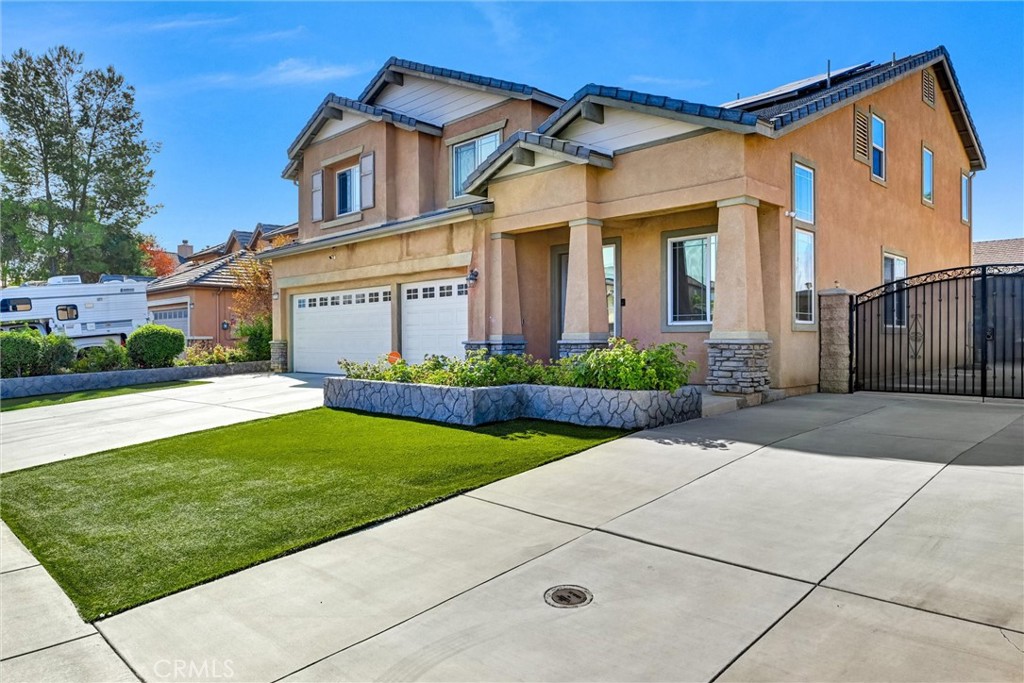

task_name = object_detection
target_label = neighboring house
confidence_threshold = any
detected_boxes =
[147,224,291,346]
[263,47,984,396]
[973,238,1024,265]
[248,222,299,252]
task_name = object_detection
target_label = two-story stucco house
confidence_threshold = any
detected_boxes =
[263,47,984,396]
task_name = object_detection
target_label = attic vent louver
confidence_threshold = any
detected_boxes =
[922,69,936,107]
[853,106,870,165]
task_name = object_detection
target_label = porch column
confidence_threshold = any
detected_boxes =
[270,281,288,372]
[705,196,772,395]
[482,233,525,355]
[558,218,609,357]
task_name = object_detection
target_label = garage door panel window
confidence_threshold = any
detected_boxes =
[401,278,470,362]
[423,287,435,299]
[457,284,468,296]
[343,295,352,305]
[355,293,366,304]
[383,290,392,302]
[407,288,419,300]
[330,296,340,306]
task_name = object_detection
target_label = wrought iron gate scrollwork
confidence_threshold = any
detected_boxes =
[852,263,1024,399]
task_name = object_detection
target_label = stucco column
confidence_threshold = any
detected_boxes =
[479,233,525,355]
[558,218,609,357]
[705,196,772,395]
[270,281,288,372]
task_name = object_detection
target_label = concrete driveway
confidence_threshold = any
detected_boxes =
[66,391,1022,682]
[2,392,1021,681]
[0,373,326,473]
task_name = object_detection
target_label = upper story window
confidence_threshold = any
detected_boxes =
[336,164,360,216]
[793,162,814,224]
[922,146,934,205]
[871,114,886,181]
[961,173,971,224]
[667,234,716,325]
[452,132,500,198]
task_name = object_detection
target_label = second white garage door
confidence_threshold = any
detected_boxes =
[401,278,469,362]
[292,286,392,373]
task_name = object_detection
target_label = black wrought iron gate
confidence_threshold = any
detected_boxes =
[852,264,1024,398]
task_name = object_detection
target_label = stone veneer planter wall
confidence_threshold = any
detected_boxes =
[324,378,701,429]
[0,361,272,399]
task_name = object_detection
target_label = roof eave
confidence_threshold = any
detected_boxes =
[542,96,759,139]
[464,142,613,196]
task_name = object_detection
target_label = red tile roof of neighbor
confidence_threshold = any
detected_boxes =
[972,238,1024,265]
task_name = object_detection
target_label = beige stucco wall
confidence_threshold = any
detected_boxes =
[149,287,242,347]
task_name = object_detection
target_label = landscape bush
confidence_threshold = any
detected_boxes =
[236,315,271,361]
[35,333,77,376]
[339,339,697,392]
[126,324,185,368]
[74,340,131,373]
[180,342,248,366]
[0,329,44,378]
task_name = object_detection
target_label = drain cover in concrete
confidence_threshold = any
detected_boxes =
[544,585,592,608]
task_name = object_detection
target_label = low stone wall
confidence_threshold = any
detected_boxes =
[0,361,272,399]
[324,378,701,429]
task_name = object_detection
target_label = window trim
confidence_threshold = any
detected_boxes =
[870,109,887,185]
[793,227,817,330]
[961,170,972,225]
[791,154,816,227]
[451,131,501,199]
[335,164,360,218]
[662,229,717,331]
[0,297,32,313]
[921,143,935,208]
[882,251,909,329]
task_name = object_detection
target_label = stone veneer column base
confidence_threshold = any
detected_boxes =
[704,338,772,394]
[557,338,610,358]
[463,339,527,356]
[270,340,288,372]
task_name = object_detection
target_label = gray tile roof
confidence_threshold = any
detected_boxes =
[360,57,564,107]
[972,238,1024,265]
[464,131,613,192]
[537,84,762,136]
[190,242,227,259]
[148,251,254,292]
[732,46,984,170]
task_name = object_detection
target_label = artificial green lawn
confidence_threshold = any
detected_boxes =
[0,408,622,621]
[0,380,210,412]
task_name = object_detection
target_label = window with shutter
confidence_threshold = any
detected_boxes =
[360,152,375,209]
[853,107,870,165]
[311,170,323,222]
[922,69,936,107]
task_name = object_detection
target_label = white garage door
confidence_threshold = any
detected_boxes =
[151,307,189,335]
[401,278,469,362]
[292,286,392,373]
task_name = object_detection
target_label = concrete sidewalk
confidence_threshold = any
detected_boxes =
[0,373,326,473]
[86,392,1022,682]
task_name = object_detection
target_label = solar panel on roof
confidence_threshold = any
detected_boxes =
[720,62,873,110]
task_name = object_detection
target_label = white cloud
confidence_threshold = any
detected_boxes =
[134,14,239,32]
[627,75,714,90]
[145,59,372,97]
[229,26,306,44]
[474,3,522,51]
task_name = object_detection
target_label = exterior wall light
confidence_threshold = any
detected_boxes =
[466,269,479,286]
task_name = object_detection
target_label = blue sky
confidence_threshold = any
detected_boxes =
[3,2,1022,251]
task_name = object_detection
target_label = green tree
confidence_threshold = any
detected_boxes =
[1,46,160,283]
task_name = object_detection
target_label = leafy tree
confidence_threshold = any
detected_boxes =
[139,237,178,276]
[1,46,160,283]
[230,235,288,323]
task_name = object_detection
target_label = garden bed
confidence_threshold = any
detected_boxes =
[0,361,270,399]
[325,378,701,429]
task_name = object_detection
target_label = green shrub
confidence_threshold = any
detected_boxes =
[0,329,43,378]
[549,338,696,391]
[236,316,271,361]
[180,342,247,366]
[35,333,77,376]
[74,340,130,373]
[338,340,696,391]
[126,324,185,368]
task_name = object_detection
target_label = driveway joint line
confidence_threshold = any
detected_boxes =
[94,620,144,682]
[155,395,278,415]
[270,528,594,683]
[0,562,42,575]
[0,632,98,663]
[460,494,597,531]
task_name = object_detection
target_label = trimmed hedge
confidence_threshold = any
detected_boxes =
[126,324,186,369]
[0,330,43,378]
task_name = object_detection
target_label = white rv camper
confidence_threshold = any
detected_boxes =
[0,275,149,350]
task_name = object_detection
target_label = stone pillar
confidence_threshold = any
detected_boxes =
[558,218,609,357]
[705,196,772,394]
[483,233,525,355]
[818,288,854,393]
[270,340,288,372]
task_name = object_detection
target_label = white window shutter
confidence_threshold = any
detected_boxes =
[311,170,323,222]
[360,152,375,209]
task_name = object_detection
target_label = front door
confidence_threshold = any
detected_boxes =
[553,242,620,357]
